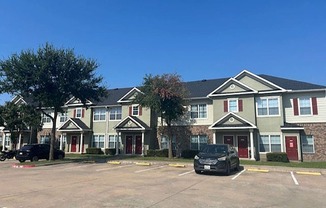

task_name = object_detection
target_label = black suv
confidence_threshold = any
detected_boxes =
[194,144,240,175]
[15,144,65,163]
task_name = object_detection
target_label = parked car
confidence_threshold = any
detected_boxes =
[15,144,65,163]
[194,144,240,175]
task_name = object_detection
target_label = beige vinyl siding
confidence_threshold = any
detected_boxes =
[237,76,274,91]
[221,83,248,94]
[283,91,326,123]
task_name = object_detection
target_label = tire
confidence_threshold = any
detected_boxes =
[31,156,39,162]
[58,154,64,160]
[19,160,25,163]
[195,170,202,174]
[225,162,231,176]
[0,155,6,161]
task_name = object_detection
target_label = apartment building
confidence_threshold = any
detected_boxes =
[3,70,326,161]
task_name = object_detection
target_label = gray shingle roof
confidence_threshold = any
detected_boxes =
[184,78,228,98]
[93,87,133,106]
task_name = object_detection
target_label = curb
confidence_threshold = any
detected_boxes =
[135,162,151,166]
[296,171,322,176]
[107,161,121,165]
[168,164,186,168]
[12,164,36,168]
[247,168,269,173]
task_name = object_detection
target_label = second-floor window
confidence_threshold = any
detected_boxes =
[293,97,318,116]
[224,99,243,112]
[93,108,106,121]
[257,97,279,116]
[190,104,207,119]
[74,108,84,118]
[42,114,51,123]
[129,105,142,116]
[109,107,122,120]
[60,112,68,123]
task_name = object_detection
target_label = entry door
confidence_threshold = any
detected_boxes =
[71,136,77,152]
[126,136,133,154]
[224,136,234,146]
[285,136,298,160]
[135,136,142,154]
[238,136,248,158]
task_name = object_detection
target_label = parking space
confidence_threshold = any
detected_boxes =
[0,161,325,208]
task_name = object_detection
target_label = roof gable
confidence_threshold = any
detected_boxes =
[65,97,93,106]
[208,78,257,97]
[118,87,142,103]
[58,118,91,131]
[209,112,257,130]
[114,116,150,131]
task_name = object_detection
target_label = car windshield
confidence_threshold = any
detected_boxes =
[20,145,34,150]
[201,145,227,154]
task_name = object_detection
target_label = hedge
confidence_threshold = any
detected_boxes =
[266,152,289,162]
[104,148,116,155]
[146,149,169,157]
[86,147,104,154]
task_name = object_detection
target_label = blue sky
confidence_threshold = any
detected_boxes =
[1,0,326,103]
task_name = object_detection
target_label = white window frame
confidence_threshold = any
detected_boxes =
[190,104,207,119]
[228,99,238,113]
[160,136,176,150]
[59,112,68,123]
[4,135,10,147]
[256,97,280,117]
[299,97,312,116]
[190,135,208,150]
[42,114,52,123]
[92,134,105,148]
[108,135,121,149]
[259,134,282,153]
[75,108,83,118]
[132,105,139,116]
[302,135,315,153]
[40,135,50,144]
[93,108,106,122]
[109,107,122,121]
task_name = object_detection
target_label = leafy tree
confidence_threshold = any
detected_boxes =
[134,73,188,159]
[0,43,108,160]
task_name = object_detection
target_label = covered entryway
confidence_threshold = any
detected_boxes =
[71,136,77,152]
[126,136,133,154]
[223,136,234,145]
[285,136,298,160]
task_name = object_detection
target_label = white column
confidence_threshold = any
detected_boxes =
[141,131,145,156]
[80,133,84,154]
[116,131,119,155]
[18,133,22,149]
[250,129,255,160]
[213,132,217,144]
[2,133,5,151]
[60,134,63,150]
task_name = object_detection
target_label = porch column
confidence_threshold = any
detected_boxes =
[59,134,63,151]
[80,132,84,154]
[18,133,22,149]
[116,131,120,155]
[141,131,145,156]
[250,129,255,160]
[213,132,216,144]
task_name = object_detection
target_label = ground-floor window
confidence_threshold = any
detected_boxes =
[190,135,208,150]
[302,135,314,153]
[161,136,176,150]
[259,135,281,152]
[4,135,10,146]
[92,135,105,148]
[40,135,50,144]
[108,135,121,149]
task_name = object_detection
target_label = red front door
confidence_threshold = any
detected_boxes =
[135,136,142,154]
[285,136,298,160]
[126,136,133,154]
[238,136,248,158]
[224,136,234,146]
[71,136,77,152]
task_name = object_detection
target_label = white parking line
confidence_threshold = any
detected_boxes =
[96,164,133,172]
[232,169,246,180]
[291,171,299,185]
[178,170,194,176]
[135,165,166,173]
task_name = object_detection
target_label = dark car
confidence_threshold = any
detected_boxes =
[194,144,240,175]
[15,144,65,163]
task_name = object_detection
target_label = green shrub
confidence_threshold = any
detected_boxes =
[146,149,168,157]
[86,147,104,154]
[104,148,116,155]
[266,152,289,162]
[181,149,199,159]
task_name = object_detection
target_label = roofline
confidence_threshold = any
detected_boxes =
[117,87,142,103]
[209,112,257,129]
[207,78,258,97]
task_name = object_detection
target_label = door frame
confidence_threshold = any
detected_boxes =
[223,135,234,146]
[125,135,133,154]
[71,135,78,153]
[237,135,249,158]
[285,136,299,160]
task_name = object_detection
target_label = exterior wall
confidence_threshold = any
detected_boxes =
[237,76,273,91]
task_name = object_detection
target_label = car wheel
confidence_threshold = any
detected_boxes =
[32,156,39,162]
[58,154,64,160]
[195,170,202,174]
[19,160,25,163]
[0,155,6,161]
[225,162,231,176]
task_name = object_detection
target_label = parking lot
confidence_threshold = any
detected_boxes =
[0,160,325,208]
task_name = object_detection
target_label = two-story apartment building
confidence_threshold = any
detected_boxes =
[2,70,325,161]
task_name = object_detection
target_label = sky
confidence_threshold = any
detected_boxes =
[1,0,326,103]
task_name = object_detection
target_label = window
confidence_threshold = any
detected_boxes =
[93,108,106,121]
[75,108,83,118]
[109,107,122,120]
[132,105,139,116]
[302,135,314,153]
[190,104,207,119]
[4,135,10,146]
[257,97,279,116]
[160,136,176,150]
[40,135,50,144]
[259,135,281,152]
[92,135,104,148]
[299,98,311,115]
[42,114,51,123]
[228,99,238,112]
[108,135,121,149]
[60,112,68,123]
[190,135,208,150]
